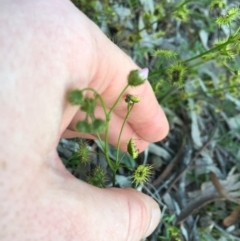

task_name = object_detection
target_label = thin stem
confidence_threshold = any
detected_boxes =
[81,88,108,118]
[109,84,129,114]
[149,36,235,79]
[81,88,114,171]
[96,133,104,150]
[116,103,134,164]
[183,38,233,64]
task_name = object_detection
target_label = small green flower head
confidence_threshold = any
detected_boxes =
[216,7,240,26]
[87,166,107,188]
[168,62,186,86]
[128,68,149,86]
[67,89,83,105]
[209,0,226,10]
[125,94,140,104]
[133,164,153,187]
[77,140,90,164]
[76,119,106,133]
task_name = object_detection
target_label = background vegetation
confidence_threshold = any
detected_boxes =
[58,0,240,240]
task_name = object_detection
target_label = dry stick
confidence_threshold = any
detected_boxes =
[176,173,232,224]
[210,171,240,205]
[162,127,217,198]
[175,193,224,224]
[176,151,240,225]
[209,172,229,199]
[153,138,186,187]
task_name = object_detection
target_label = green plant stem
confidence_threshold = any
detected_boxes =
[150,34,238,79]
[103,84,129,178]
[112,103,135,186]
[183,37,235,64]
[81,85,130,186]
[109,84,129,114]
[81,88,114,171]
[159,86,181,103]
[81,88,109,117]
[116,103,134,164]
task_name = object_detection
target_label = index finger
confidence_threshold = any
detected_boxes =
[65,10,169,151]
[89,20,169,143]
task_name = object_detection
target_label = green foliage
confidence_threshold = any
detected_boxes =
[173,2,190,22]
[159,215,181,241]
[216,7,240,26]
[153,49,178,59]
[209,0,226,10]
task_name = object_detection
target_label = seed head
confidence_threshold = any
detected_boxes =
[67,89,83,105]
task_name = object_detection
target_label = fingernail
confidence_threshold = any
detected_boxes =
[144,207,161,238]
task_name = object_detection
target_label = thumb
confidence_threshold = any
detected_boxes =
[62,177,161,241]
[102,188,161,240]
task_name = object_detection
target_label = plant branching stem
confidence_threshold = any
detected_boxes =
[81,88,114,171]
[81,84,131,186]
[109,85,129,114]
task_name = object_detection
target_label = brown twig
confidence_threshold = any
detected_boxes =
[176,193,225,224]
[153,138,186,187]
[162,131,215,197]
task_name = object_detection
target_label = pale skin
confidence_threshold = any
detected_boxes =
[0,0,169,240]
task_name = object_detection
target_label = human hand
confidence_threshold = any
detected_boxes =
[0,0,169,240]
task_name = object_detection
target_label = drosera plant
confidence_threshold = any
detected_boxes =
[67,68,153,188]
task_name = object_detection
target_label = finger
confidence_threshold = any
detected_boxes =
[53,173,161,241]
[67,12,169,143]
[2,153,161,241]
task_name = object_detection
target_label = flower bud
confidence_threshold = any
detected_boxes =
[92,119,106,133]
[67,89,83,105]
[75,121,91,133]
[127,68,149,86]
[125,94,140,103]
[80,98,96,113]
